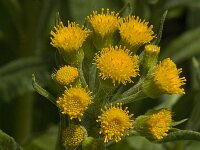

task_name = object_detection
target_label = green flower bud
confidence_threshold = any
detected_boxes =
[142,44,160,74]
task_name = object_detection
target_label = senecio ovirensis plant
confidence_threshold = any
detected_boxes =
[32,8,200,150]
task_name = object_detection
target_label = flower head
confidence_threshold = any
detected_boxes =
[97,103,133,143]
[53,65,78,85]
[135,109,172,140]
[62,125,86,147]
[146,109,172,140]
[57,87,93,120]
[154,58,186,94]
[88,8,120,37]
[94,45,139,85]
[50,21,89,52]
[119,16,155,49]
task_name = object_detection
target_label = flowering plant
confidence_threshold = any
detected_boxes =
[32,8,200,150]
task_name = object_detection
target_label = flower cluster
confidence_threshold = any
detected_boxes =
[44,7,187,149]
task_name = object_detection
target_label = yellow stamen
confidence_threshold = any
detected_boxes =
[57,87,92,120]
[54,65,78,85]
[97,103,133,143]
[94,45,139,85]
[62,125,86,147]
[154,58,186,94]
[88,8,120,37]
[119,16,155,48]
[147,109,172,140]
[50,21,89,52]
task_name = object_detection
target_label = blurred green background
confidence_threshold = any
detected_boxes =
[1,0,200,149]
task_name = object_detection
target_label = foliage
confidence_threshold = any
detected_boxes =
[0,0,200,150]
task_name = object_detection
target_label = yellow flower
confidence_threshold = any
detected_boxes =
[62,125,86,147]
[119,16,155,50]
[97,103,133,143]
[57,87,92,120]
[147,109,172,140]
[53,65,78,85]
[50,21,89,52]
[94,45,139,85]
[88,8,120,37]
[154,58,186,94]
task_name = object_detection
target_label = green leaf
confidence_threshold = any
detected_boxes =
[172,118,188,126]
[1,0,23,33]
[68,0,122,24]
[119,2,132,17]
[159,129,200,143]
[185,141,200,150]
[0,130,23,150]
[154,94,182,110]
[187,3,200,28]
[24,126,58,150]
[152,10,168,45]
[0,56,52,102]
[88,64,98,93]
[127,136,164,150]
[164,0,198,9]
[191,57,200,90]
[185,92,200,130]
[160,27,200,63]
[32,74,56,105]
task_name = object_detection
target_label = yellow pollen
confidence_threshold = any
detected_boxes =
[154,58,186,94]
[57,87,93,120]
[88,8,120,37]
[97,103,133,143]
[94,45,139,85]
[50,21,89,52]
[147,109,172,140]
[62,125,85,147]
[119,16,155,48]
[54,65,79,85]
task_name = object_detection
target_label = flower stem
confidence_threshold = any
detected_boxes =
[14,93,33,144]
[113,90,147,105]
[79,56,87,88]
[56,113,69,150]
[120,79,144,98]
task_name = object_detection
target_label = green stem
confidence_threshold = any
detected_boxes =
[14,93,33,144]
[120,79,144,98]
[105,130,138,148]
[94,81,117,106]
[113,91,147,105]
[56,113,69,150]
[83,82,116,137]
[160,129,200,142]
[119,1,132,16]
[110,85,124,101]
[79,57,87,88]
